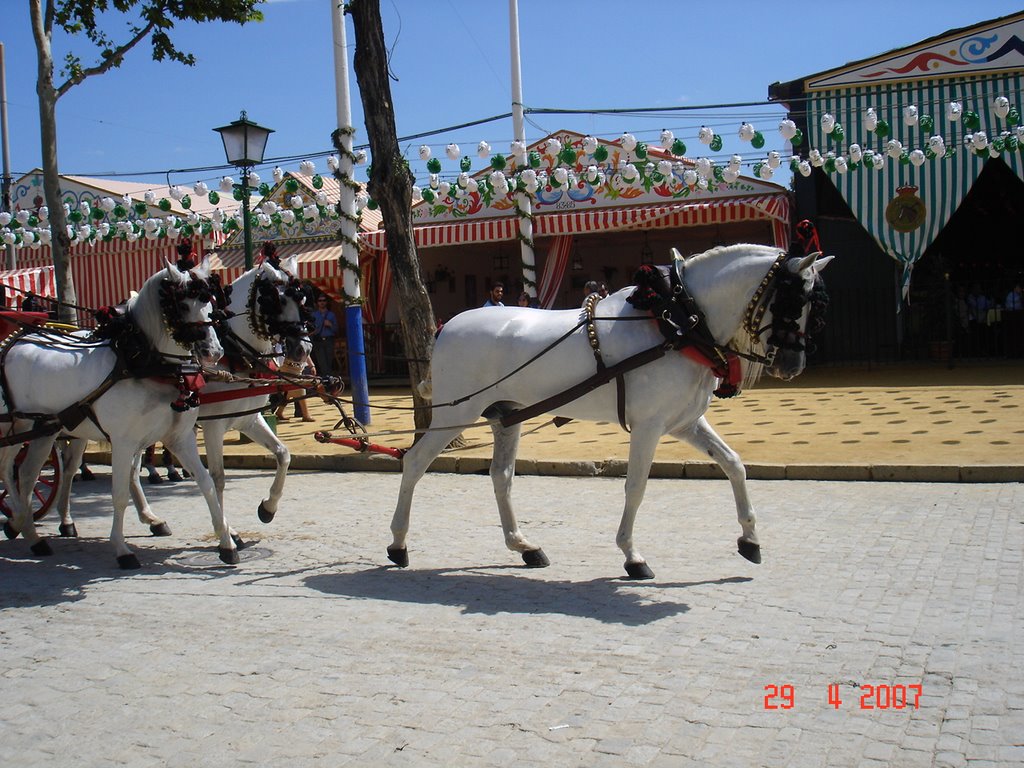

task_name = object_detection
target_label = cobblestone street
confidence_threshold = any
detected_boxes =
[1,471,1021,767]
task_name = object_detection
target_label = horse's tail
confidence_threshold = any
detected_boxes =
[416,379,432,400]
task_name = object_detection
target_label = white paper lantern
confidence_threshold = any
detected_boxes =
[248,172,261,188]
[798,160,812,177]
[909,149,926,166]
[511,140,527,163]
[193,181,209,197]
[757,163,774,180]
[659,129,675,149]
[477,141,491,158]
[299,160,316,176]
[419,145,432,161]
[778,119,798,140]
[886,139,904,158]
[738,122,755,141]
[849,144,863,163]
[993,96,1010,119]
[437,181,451,198]
[546,137,562,156]
[903,105,919,126]
[723,167,740,183]
[445,143,460,161]
[698,126,714,145]
[220,177,235,194]
[864,107,878,131]
[820,113,836,134]
[728,154,742,170]
[809,149,824,167]
[947,101,962,122]
[273,166,284,184]
[834,156,848,174]
[682,168,697,186]
[972,131,989,150]
[656,159,674,177]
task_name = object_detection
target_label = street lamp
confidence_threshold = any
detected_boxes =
[213,111,274,269]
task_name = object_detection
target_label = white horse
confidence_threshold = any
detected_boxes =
[388,244,832,579]
[0,259,230,569]
[52,257,313,540]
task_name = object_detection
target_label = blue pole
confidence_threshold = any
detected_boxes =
[346,305,370,425]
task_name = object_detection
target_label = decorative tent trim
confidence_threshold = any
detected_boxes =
[360,193,791,252]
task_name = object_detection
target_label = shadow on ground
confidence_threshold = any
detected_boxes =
[305,566,753,626]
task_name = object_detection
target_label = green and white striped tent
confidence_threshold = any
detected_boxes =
[773,11,1024,296]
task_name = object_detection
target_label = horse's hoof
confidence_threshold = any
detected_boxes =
[257,501,275,524]
[117,553,141,570]
[147,473,164,485]
[58,522,79,538]
[387,547,408,567]
[218,547,240,565]
[4,521,20,540]
[624,561,655,580]
[231,533,248,550]
[522,548,550,568]
[150,522,172,537]
[737,538,762,564]
[30,539,54,557]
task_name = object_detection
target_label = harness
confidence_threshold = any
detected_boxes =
[0,273,215,446]
[501,252,826,433]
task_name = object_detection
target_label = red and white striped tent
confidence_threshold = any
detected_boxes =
[0,264,57,308]
[6,238,208,325]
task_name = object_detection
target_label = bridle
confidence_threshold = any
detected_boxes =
[245,269,312,346]
[740,253,829,363]
[156,270,218,351]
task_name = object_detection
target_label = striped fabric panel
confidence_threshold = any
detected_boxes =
[807,73,1023,293]
[537,235,573,309]
[0,265,57,303]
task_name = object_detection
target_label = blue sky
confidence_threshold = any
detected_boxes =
[2,0,1021,193]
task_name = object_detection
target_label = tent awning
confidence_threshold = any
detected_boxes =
[208,240,343,283]
[359,193,791,251]
[0,265,57,304]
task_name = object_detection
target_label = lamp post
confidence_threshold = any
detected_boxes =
[213,111,274,269]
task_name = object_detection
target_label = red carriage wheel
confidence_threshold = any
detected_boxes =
[0,445,62,522]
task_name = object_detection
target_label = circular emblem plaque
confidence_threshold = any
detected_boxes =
[885,186,927,233]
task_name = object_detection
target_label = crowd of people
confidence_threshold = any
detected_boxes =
[953,280,1024,357]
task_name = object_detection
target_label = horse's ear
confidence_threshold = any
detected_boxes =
[164,258,184,282]
[792,251,822,273]
[814,255,835,272]
[192,256,212,280]
[670,247,684,263]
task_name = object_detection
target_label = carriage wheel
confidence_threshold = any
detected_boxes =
[0,445,62,522]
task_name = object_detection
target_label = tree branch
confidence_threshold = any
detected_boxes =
[54,16,158,98]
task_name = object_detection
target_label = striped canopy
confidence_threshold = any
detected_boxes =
[805,79,1024,295]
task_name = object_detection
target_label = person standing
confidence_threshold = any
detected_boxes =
[310,295,338,376]
[483,282,505,307]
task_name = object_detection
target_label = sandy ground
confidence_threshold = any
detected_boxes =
[212,361,1024,468]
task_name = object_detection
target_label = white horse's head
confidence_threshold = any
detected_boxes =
[760,251,833,381]
[131,257,223,365]
[242,254,313,365]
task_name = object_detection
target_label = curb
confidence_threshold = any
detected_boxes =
[84,450,1024,483]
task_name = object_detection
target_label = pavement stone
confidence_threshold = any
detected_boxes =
[1,470,1022,766]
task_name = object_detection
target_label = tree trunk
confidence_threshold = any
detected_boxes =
[29,0,78,324]
[348,0,435,433]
